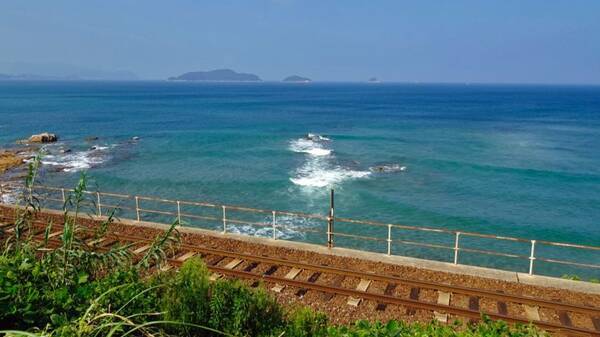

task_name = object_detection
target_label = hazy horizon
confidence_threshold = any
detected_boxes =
[1,1,599,84]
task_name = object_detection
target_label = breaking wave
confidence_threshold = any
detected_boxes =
[39,143,115,172]
[289,138,332,156]
[289,134,370,188]
[225,214,319,240]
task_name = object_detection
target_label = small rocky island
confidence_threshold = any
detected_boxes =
[368,77,381,83]
[168,69,261,82]
[283,75,311,83]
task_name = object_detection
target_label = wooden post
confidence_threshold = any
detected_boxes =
[177,201,181,223]
[327,189,334,248]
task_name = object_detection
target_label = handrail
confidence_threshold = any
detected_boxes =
[1,181,599,278]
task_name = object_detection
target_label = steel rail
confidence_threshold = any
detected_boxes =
[101,228,600,317]
[3,217,600,336]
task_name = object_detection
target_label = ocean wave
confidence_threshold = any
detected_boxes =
[39,144,114,172]
[291,163,370,188]
[289,138,332,157]
[289,134,370,188]
[225,214,317,239]
[0,184,21,204]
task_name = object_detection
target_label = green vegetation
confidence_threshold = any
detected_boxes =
[0,160,547,336]
[561,274,600,283]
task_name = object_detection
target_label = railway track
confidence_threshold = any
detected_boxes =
[1,216,600,336]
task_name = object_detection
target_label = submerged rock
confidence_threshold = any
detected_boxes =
[370,164,407,173]
[85,136,99,141]
[305,133,330,142]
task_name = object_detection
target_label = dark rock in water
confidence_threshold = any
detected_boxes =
[85,136,99,141]
[370,164,407,173]
[305,133,330,142]
[59,148,71,154]
[23,132,58,143]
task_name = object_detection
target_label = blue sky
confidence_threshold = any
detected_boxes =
[1,0,599,83]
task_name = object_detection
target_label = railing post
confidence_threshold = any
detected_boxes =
[96,192,102,217]
[177,201,181,223]
[272,211,277,240]
[529,240,536,275]
[135,196,140,221]
[222,206,227,233]
[61,188,66,207]
[454,232,461,265]
[327,189,334,248]
[387,224,392,255]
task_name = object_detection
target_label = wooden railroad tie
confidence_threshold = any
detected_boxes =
[210,258,242,281]
[272,267,302,292]
[47,230,62,239]
[176,251,196,262]
[434,291,451,323]
[347,279,372,306]
[592,317,600,333]
[376,283,397,311]
[322,275,345,301]
[296,272,321,298]
[406,287,421,315]
[523,305,540,322]
[86,238,106,246]
[133,245,151,254]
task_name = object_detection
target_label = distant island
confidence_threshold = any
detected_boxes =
[282,75,311,83]
[368,77,381,83]
[168,69,261,82]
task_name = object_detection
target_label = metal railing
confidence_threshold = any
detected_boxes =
[1,182,599,278]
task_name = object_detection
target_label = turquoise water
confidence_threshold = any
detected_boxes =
[1,81,599,277]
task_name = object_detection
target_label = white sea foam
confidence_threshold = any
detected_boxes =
[291,164,371,188]
[225,214,317,239]
[289,134,370,188]
[289,138,332,157]
[39,144,112,172]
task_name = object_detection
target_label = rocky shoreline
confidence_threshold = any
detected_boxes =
[0,132,60,200]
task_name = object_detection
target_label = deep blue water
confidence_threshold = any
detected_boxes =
[1,81,599,277]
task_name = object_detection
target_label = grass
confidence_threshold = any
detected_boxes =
[0,157,548,336]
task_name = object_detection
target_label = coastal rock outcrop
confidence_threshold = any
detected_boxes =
[0,151,24,174]
[28,132,58,143]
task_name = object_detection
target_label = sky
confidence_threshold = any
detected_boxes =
[1,0,599,83]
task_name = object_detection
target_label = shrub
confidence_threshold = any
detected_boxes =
[285,307,329,337]
[209,278,284,336]
[162,257,211,336]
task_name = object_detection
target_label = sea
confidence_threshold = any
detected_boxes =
[1,81,599,278]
